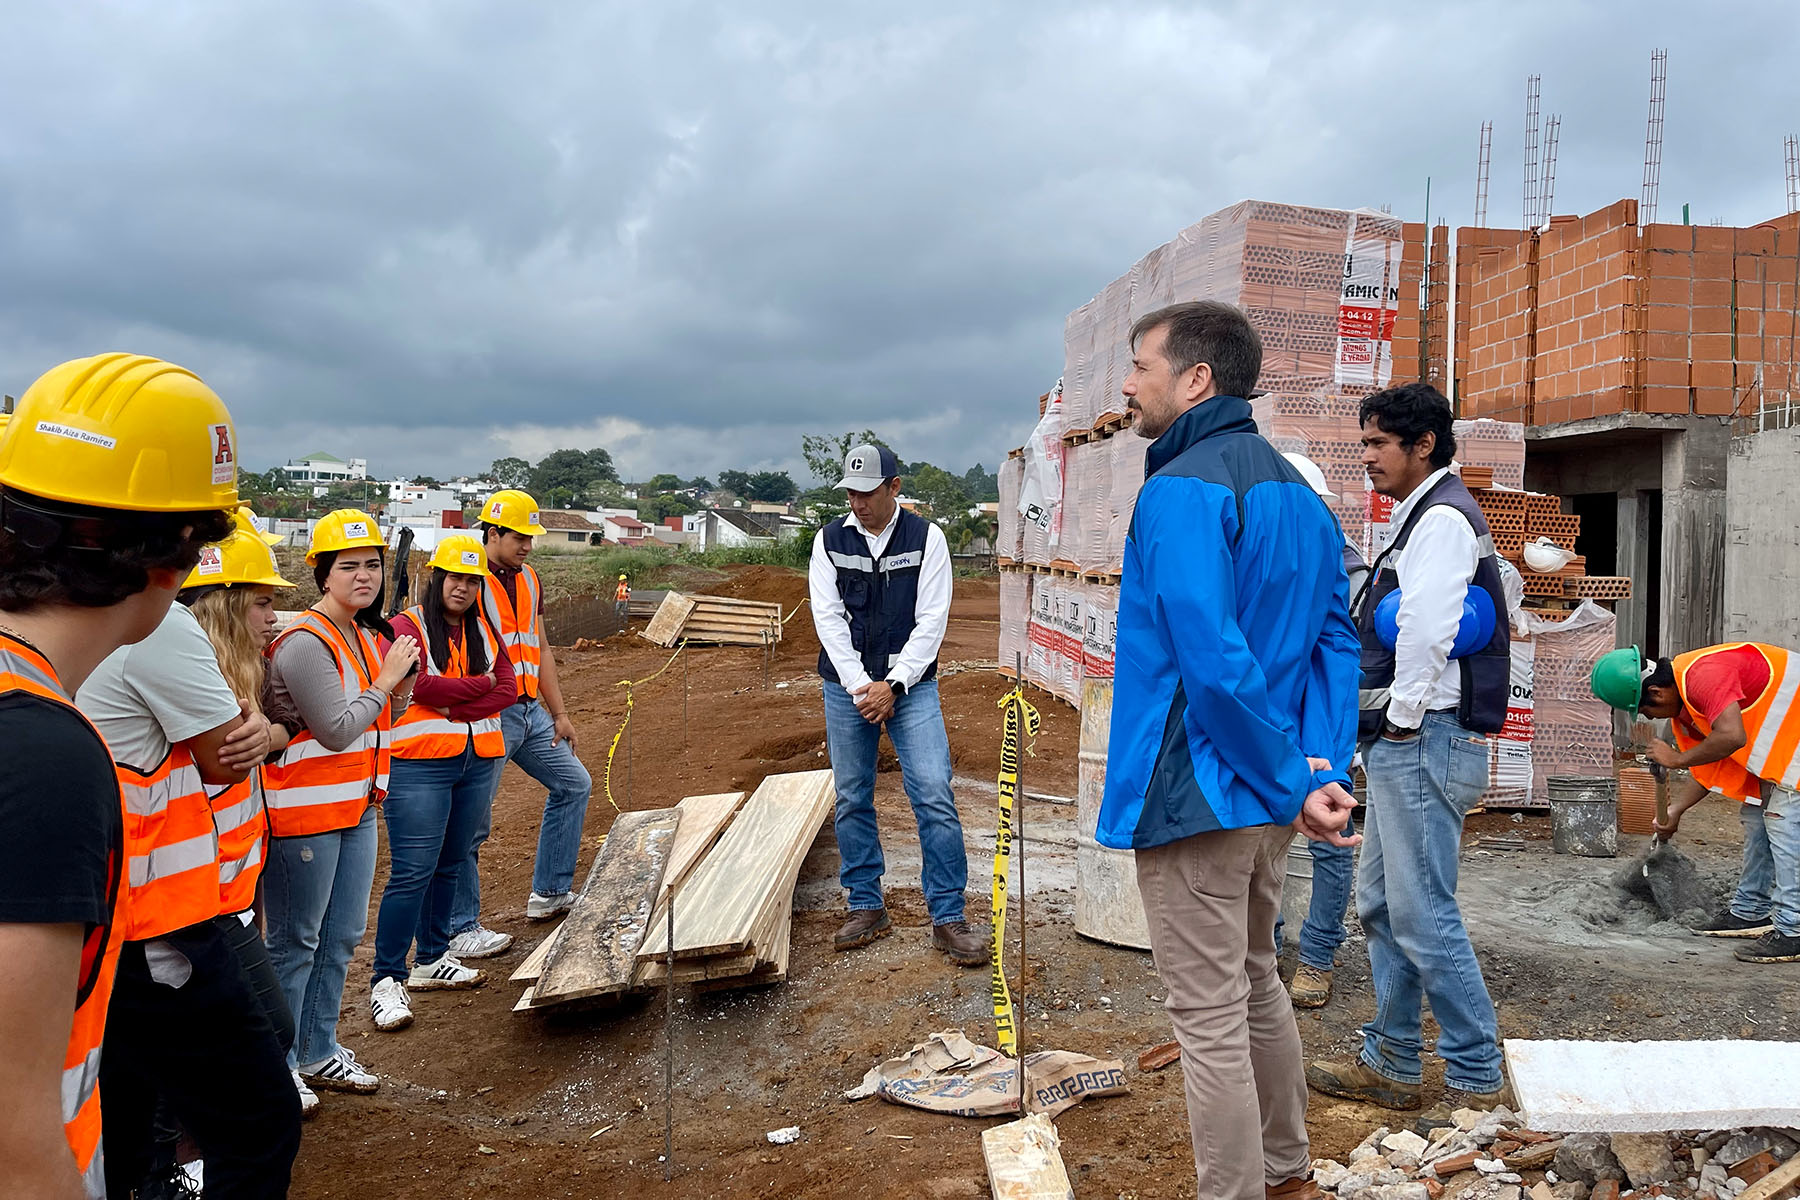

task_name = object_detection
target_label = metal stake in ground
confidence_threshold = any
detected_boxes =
[664,891,675,1180]
[1014,650,1026,1116]
[682,647,690,748]
[627,687,634,809]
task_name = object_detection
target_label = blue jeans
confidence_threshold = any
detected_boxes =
[1732,784,1800,936]
[824,679,967,924]
[374,747,506,982]
[263,805,379,1071]
[1274,813,1356,970]
[1356,711,1503,1093]
[450,698,592,933]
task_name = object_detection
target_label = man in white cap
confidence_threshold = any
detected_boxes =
[807,444,987,965]
[1274,452,1368,1009]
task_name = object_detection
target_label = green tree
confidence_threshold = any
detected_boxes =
[943,512,997,554]
[961,463,999,502]
[686,475,713,492]
[530,448,618,508]
[643,473,684,494]
[906,464,971,521]
[237,468,285,498]
[744,471,797,502]
[640,493,698,523]
[801,430,888,485]
[716,469,752,496]
[412,475,443,489]
[489,456,531,488]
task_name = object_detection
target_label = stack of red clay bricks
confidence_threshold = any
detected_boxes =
[1441,198,1800,424]
[1471,485,1632,610]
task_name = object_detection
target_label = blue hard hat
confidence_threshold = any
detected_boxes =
[1374,586,1497,658]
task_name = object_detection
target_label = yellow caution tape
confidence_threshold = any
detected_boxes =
[990,685,1040,1058]
[601,639,689,813]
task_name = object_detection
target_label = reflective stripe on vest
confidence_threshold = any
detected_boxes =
[262,612,392,837]
[116,747,223,940]
[2,638,121,1194]
[482,565,542,699]
[211,771,268,913]
[390,606,506,759]
[1673,644,1800,800]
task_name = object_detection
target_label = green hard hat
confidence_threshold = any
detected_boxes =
[1590,646,1645,715]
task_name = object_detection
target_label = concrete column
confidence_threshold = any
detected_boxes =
[1659,423,1730,655]
[1615,491,1650,652]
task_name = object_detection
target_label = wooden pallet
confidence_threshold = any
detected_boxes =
[639,592,782,648]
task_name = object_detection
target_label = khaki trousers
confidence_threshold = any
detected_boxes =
[1136,824,1310,1199]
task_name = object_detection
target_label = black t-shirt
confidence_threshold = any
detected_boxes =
[0,692,123,930]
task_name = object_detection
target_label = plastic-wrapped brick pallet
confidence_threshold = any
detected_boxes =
[998,571,1032,674]
[997,456,1025,562]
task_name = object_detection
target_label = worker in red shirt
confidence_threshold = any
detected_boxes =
[1592,642,1800,963]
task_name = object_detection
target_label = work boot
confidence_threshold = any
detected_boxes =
[1305,1057,1422,1110]
[1414,1078,1517,1135]
[1266,1176,1324,1200]
[834,908,892,951]
[931,919,988,967]
[1696,909,1775,938]
[1734,929,1800,963]
[1288,963,1333,1009]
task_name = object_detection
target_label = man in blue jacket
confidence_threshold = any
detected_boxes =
[1099,300,1361,1200]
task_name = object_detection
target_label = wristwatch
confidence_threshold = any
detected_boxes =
[887,679,907,697]
[1380,719,1419,741]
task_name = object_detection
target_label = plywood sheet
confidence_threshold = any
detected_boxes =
[533,808,681,1003]
[640,592,697,647]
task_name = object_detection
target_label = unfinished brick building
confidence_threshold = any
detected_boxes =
[1396,200,1800,659]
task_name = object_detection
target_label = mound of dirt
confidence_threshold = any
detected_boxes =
[700,565,821,659]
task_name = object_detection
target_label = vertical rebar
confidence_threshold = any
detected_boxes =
[663,892,674,1180]
[1014,649,1026,1115]
[682,648,689,748]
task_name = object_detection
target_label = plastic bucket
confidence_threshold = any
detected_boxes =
[1073,679,1152,950]
[1279,840,1314,950]
[1547,774,1619,857]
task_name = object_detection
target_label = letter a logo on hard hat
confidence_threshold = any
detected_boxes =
[211,423,235,487]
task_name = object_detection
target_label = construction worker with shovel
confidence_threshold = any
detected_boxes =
[1592,642,1800,964]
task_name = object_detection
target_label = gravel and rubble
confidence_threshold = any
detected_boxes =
[1307,1108,1800,1200]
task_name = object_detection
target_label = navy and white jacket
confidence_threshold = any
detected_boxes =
[1097,397,1362,850]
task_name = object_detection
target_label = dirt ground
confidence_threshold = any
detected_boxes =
[292,565,1800,1200]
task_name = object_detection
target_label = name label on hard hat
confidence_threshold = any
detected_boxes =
[461,550,481,567]
[196,545,223,575]
[527,511,540,525]
[35,420,117,450]
[344,521,370,538]
[210,423,236,485]
[489,500,505,519]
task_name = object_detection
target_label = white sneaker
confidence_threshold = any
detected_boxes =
[370,977,414,1031]
[526,891,576,921]
[408,953,485,990]
[292,1070,321,1119]
[299,1047,379,1094]
[448,924,514,959]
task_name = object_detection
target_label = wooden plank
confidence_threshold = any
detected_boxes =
[514,985,539,1012]
[680,632,784,647]
[509,933,558,984]
[682,613,780,631]
[640,592,696,647]
[982,1113,1074,1200]
[533,809,681,1004]
[638,770,833,960]
[688,595,782,614]
[659,792,748,907]
[1739,1155,1800,1200]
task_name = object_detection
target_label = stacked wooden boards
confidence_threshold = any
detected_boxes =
[512,770,834,1011]
[640,591,784,648]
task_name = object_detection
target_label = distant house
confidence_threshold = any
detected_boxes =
[683,507,805,549]
[537,509,603,551]
[282,451,369,497]
[602,514,650,544]
[748,501,792,515]
[384,486,466,548]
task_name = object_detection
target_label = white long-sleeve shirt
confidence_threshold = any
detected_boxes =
[808,511,952,694]
[1386,467,1480,728]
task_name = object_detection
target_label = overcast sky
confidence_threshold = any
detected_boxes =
[3,2,1792,487]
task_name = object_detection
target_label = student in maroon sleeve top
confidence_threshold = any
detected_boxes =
[368,535,518,1032]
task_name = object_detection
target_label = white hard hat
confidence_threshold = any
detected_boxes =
[1281,452,1337,501]
[1522,536,1577,573]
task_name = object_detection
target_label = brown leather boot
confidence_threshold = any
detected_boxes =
[833,908,891,951]
[931,920,988,966]
[1266,1176,1324,1200]
[1304,1056,1422,1110]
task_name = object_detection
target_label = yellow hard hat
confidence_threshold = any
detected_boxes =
[428,533,490,576]
[238,505,284,546]
[307,508,384,564]
[618,573,627,580]
[480,489,547,536]
[0,353,240,512]
[183,523,294,590]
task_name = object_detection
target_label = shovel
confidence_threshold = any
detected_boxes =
[1621,758,1708,923]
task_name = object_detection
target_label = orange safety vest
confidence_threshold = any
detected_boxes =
[615,580,629,602]
[1672,642,1800,801]
[390,606,506,760]
[1,635,123,1198]
[262,611,392,836]
[481,564,542,700]
[116,745,223,940]
[210,770,268,914]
